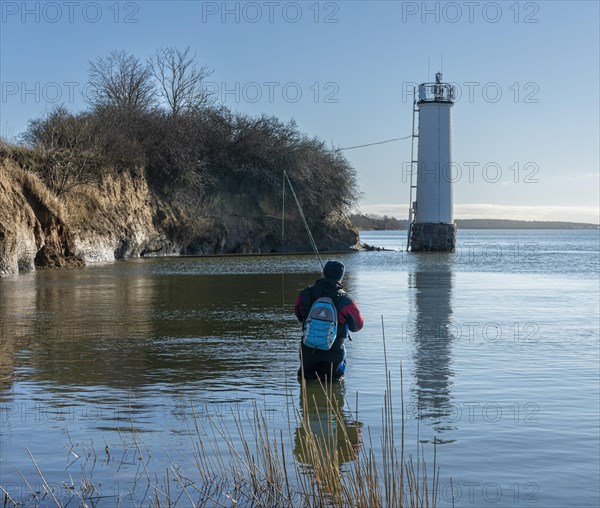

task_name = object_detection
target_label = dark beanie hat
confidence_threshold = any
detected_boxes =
[323,260,345,281]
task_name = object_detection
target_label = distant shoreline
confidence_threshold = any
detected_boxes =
[351,214,599,231]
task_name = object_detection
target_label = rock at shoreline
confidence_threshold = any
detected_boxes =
[34,245,85,269]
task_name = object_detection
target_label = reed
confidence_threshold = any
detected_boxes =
[192,367,439,508]
[2,325,441,507]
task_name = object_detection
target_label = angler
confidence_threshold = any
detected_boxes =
[294,260,364,381]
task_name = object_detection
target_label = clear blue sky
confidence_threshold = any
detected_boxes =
[1,0,598,222]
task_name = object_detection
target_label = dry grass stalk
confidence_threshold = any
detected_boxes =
[2,320,441,507]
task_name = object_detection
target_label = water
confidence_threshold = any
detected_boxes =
[1,230,598,507]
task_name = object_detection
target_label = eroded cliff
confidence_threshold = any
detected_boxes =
[0,157,359,276]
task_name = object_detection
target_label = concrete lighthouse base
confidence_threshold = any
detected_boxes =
[410,223,456,252]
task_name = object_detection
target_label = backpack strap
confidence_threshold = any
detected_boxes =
[308,283,345,313]
[331,288,346,310]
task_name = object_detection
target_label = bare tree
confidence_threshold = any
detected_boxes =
[87,50,155,112]
[149,47,213,116]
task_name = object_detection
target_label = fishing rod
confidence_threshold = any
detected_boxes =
[281,170,324,271]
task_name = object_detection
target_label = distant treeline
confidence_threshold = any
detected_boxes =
[350,214,599,230]
[350,214,406,230]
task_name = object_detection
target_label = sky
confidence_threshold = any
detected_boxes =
[1,0,599,222]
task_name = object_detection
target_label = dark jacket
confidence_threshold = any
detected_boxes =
[294,278,364,358]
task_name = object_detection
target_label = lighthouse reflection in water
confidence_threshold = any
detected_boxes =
[408,257,456,443]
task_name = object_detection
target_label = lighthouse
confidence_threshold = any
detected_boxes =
[408,72,456,252]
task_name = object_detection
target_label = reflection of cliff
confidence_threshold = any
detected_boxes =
[18,270,156,388]
[0,276,40,396]
[408,259,455,437]
[4,270,308,391]
[0,337,13,394]
[0,284,17,396]
[293,380,362,488]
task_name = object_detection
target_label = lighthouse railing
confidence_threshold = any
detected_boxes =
[418,82,455,103]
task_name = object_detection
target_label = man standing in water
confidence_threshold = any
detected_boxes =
[295,260,364,381]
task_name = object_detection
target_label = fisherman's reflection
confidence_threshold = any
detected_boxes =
[408,258,456,441]
[293,380,362,491]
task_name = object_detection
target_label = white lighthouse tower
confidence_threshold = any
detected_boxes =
[408,72,456,252]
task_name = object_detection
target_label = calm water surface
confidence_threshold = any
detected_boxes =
[1,230,598,507]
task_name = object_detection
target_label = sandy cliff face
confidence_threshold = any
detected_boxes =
[0,162,83,276]
[183,192,359,255]
[0,161,177,275]
[0,166,38,275]
[0,159,360,276]
[65,171,180,262]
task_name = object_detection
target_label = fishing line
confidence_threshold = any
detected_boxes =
[280,170,324,349]
[281,173,286,307]
[282,170,324,271]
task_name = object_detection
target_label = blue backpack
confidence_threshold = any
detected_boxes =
[302,297,338,350]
